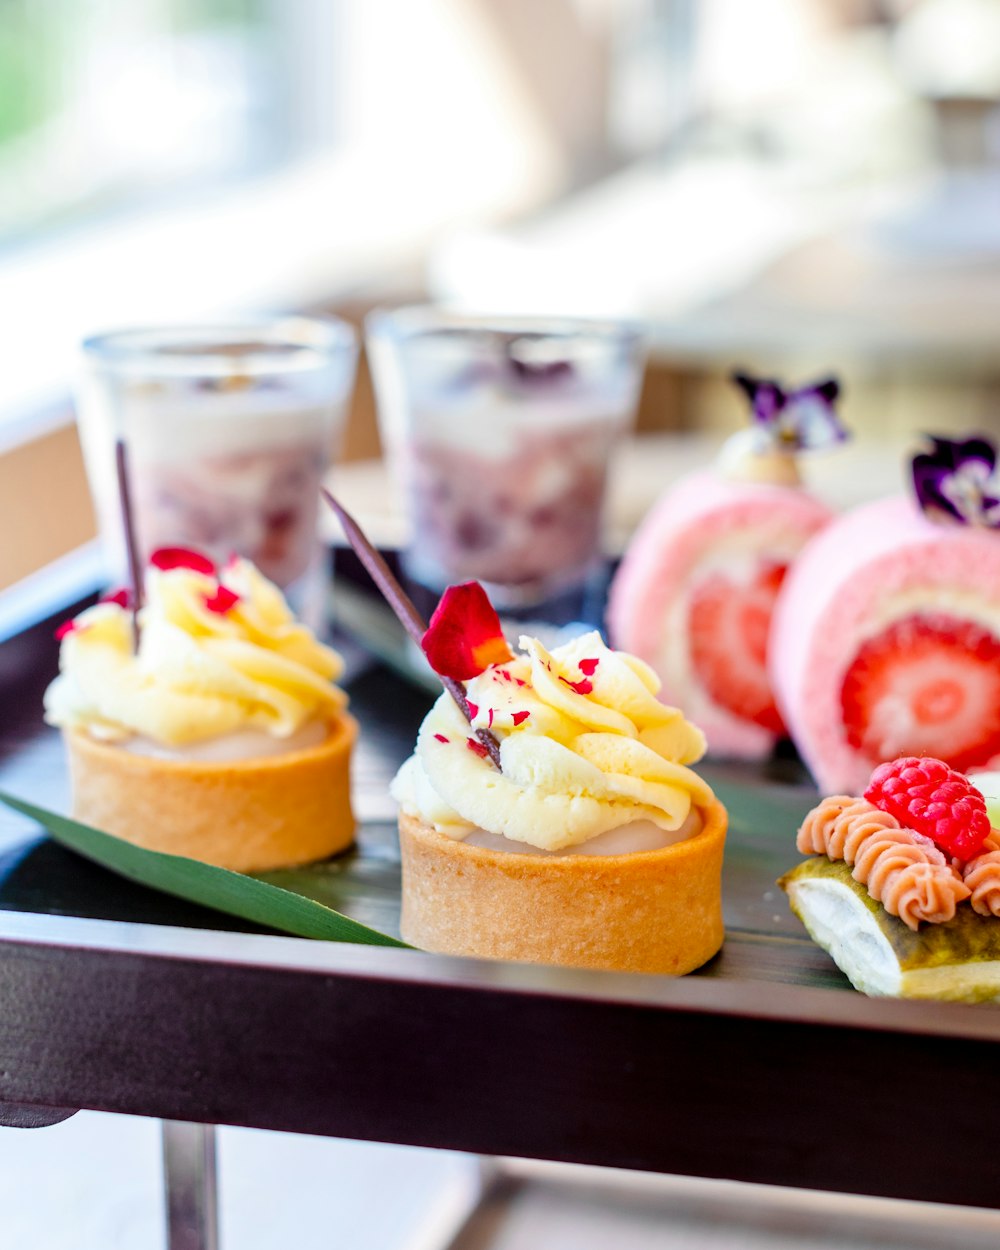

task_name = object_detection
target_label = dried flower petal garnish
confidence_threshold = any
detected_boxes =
[54,618,81,641]
[203,586,241,615]
[578,657,600,676]
[433,733,449,744]
[150,547,217,577]
[511,710,531,726]
[101,588,131,608]
[912,434,1000,529]
[731,370,846,451]
[466,737,490,759]
[560,675,594,696]
[466,701,480,719]
[421,582,515,681]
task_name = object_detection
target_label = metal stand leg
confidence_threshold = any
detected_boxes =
[403,1157,507,1250]
[161,1120,219,1250]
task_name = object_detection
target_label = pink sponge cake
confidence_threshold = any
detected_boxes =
[608,371,843,760]
[771,435,1000,793]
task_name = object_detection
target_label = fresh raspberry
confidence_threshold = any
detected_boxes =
[864,756,991,861]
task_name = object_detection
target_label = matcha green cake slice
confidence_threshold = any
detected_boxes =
[780,858,1000,1002]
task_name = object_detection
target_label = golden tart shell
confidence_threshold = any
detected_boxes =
[398,798,726,974]
[65,715,356,873]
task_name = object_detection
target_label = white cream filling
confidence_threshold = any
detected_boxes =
[460,811,702,857]
[114,718,329,761]
[860,586,1000,645]
[786,878,901,997]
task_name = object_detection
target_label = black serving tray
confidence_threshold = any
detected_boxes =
[1,578,999,1211]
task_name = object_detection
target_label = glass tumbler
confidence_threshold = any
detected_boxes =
[77,317,358,593]
[367,308,643,619]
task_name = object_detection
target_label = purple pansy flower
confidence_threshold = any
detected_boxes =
[912,434,1000,528]
[731,371,846,451]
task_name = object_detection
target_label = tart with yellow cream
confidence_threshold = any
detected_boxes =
[391,584,727,974]
[45,547,355,871]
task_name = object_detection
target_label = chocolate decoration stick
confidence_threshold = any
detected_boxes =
[322,489,426,646]
[320,490,503,768]
[115,438,144,651]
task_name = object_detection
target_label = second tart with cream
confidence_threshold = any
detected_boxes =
[392,627,727,973]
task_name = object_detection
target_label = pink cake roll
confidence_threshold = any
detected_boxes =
[770,495,1000,793]
[608,470,832,759]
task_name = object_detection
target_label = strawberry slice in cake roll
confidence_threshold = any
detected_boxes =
[608,371,845,760]
[771,434,1000,794]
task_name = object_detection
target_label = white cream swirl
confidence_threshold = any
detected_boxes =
[44,558,346,746]
[391,631,714,851]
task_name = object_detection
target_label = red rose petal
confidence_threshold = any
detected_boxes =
[203,586,241,615]
[511,710,530,726]
[466,701,479,719]
[101,588,131,608]
[150,546,217,577]
[560,675,594,696]
[54,618,80,641]
[578,657,600,676]
[466,738,489,759]
[433,733,449,744]
[487,708,494,729]
[421,582,514,680]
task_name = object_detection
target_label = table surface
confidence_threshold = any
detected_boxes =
[325,435,906,557]
[2,605,1000,1212]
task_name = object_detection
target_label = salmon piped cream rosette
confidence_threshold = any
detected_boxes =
[391,582,727,974]
[780,756,1000,1001]
[45,547,356,871]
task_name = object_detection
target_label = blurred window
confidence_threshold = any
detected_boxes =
[0,0,332,247]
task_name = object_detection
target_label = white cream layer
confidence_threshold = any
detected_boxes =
[113,719,329,761]
[461,811,702,857]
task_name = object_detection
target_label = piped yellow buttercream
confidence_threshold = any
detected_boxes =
[391,631,714,851]
[44,559,346,746]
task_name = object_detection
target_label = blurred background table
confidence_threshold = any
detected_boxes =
[324,432,909,558]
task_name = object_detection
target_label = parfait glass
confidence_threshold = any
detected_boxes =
[76,316,358,601]
[367,308,643,626]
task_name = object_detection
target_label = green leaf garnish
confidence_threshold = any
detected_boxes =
[0,790,410,949]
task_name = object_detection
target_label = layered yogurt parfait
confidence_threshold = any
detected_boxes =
[77,318,357,592]
[368,310,642,612]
